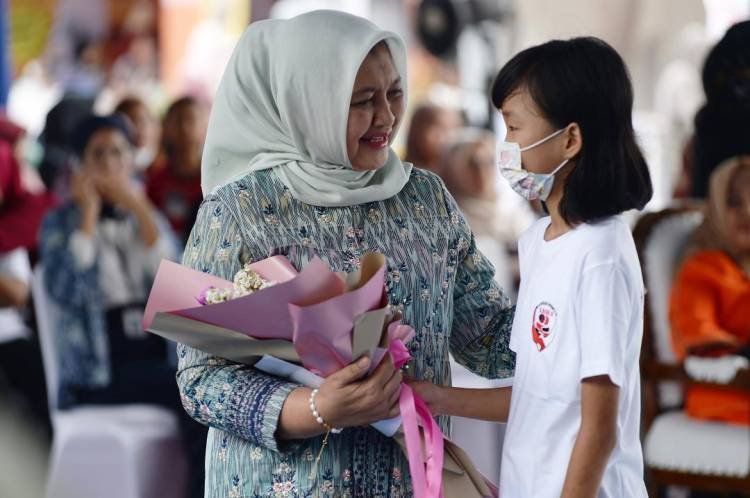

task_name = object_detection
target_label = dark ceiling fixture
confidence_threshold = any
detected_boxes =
[416,0,507,59]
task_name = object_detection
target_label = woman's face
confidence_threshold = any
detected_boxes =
[726,162,750,252]
[347,43,405,172]
[500,87,565,175]
[83,128,133,179]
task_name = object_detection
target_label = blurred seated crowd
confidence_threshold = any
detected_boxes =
[0,19,748,498]
[1,82,211,496]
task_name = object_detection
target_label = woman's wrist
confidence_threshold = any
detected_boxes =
[312,385,344,428]
[277,387,327,440]
[309,388,343,433]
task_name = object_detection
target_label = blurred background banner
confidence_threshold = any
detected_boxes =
[159,0,249,99]
[8,0,55,76]
[0,0,10,108]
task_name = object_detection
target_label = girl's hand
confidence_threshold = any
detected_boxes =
[405,378,447,415]
[314,355,402,428]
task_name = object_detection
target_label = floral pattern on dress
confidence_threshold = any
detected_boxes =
[177,168,515,497]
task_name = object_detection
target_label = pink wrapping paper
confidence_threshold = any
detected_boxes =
[143,254,449,498]
[143,257,344,339]
[288,263,387,376]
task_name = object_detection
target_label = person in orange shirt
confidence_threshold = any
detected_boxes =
[669,155,750,425]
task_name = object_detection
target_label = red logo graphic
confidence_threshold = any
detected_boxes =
[531,302,557,351]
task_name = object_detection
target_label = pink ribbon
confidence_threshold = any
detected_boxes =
[389,339,445,498]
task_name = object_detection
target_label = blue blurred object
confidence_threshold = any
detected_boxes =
[0,0,10,108]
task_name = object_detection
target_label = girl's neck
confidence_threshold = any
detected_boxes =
[543,182,574,242]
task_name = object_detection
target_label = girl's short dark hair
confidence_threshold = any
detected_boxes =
[491,37,653,225]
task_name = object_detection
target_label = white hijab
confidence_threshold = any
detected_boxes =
[201,10,413,206]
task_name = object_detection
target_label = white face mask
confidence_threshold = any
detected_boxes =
[497,128,569,201]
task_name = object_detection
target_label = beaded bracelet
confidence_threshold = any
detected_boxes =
[309,389,343,434]
[307,388,342,480]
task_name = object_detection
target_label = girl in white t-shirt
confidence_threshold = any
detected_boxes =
[410,37,653,498]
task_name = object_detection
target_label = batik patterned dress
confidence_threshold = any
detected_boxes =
[177,167,515,497]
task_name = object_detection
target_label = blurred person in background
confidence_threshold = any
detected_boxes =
[677,21,750,199]
[670,156,750,427]
[114,96,159,174]
[0,118,45,195]
[0,117,58,256]
[441,128,536,297]
[146,96,207,246]
[0,133,51,438]
[109,34,160,97]
[404,102,462,178]
[60,34,107,99]
[39,113,175,409]
[38,114,206,497]
[97,34,164,120]
[38,95,94,198]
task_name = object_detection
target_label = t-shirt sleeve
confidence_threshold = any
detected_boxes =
[577,262,634,387]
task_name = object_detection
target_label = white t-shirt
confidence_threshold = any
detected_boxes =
[500,216,647,498]
[0,248,32,343]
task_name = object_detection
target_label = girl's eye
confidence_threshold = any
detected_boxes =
[507,125,519,132]
[388,89,403,98]
[352,99,373,107]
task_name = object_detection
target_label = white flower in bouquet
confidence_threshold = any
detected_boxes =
[198,263,277,304]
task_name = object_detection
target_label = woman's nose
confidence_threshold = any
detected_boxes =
[373,97,395,130]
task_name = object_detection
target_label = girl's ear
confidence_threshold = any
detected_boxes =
[562,122,583,159]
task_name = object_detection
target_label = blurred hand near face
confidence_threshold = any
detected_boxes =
[92,168,139,210]
[71,169,101,220]
[79,126,141,212]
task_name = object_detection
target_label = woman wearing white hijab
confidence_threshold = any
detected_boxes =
[179,10,514,496]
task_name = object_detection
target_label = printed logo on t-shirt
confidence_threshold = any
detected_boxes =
[531,302,557,351]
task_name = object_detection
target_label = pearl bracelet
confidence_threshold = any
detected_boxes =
[309,389,343,434]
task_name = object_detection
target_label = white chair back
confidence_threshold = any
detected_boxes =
[642,211,703,365]
[640,210,703,408]
[31,265,62,413]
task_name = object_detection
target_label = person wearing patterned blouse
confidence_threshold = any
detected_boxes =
[177,10,515,497]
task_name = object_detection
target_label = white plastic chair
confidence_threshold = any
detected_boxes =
[32,265,189,498]
[634,207,750,494]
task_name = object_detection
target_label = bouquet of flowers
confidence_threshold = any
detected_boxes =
[142,253,497,498]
